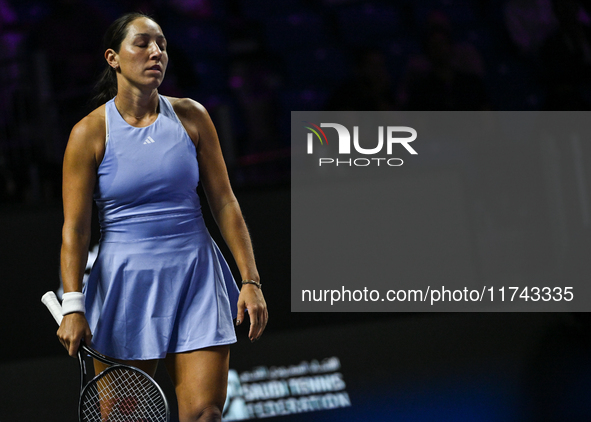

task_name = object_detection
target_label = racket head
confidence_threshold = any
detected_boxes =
[79,363,169,422]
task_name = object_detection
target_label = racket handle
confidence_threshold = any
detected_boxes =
[42,291,63,325]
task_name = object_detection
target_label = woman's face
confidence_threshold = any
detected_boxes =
[111,17,168,91]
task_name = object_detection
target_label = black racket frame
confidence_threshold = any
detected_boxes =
[76,343,170,421]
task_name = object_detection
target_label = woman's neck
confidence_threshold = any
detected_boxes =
[114,86,160,126]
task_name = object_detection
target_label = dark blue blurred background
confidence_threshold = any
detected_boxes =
[2,0,591,203]
[1,0,591,421]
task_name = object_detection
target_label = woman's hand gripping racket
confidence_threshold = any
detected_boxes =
[42,291,170,422]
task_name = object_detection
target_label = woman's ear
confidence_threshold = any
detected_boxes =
[105,49,119,70]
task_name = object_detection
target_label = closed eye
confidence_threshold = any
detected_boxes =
[133,33,166,50]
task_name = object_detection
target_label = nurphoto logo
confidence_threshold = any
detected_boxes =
[304,122,417,167]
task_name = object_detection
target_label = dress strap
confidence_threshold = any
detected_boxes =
[105,103,110,146]
[158,95,193,142]
[159,95,183,126]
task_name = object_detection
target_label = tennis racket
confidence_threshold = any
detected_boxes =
[42,291,170,422]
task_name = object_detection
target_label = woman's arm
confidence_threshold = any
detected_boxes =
[58,110,105,356]
[173,98,268,342]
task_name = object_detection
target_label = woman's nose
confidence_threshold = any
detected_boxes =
[149,42,163,59]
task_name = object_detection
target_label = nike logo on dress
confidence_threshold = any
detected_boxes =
[143,136,155,144]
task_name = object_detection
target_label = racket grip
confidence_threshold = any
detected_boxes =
[42,291,63,326]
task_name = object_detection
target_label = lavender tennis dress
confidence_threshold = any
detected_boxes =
[83,95,239,360]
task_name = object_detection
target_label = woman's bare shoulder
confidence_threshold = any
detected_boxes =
[165,96,208,120]
[165,96,213,145]
[70,105,107,141]
[66,105,107,163]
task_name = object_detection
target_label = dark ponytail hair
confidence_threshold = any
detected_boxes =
[91,12,157,107]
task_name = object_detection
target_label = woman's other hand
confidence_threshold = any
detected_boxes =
[236,284,268,342]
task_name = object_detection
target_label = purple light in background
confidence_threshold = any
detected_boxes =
[230,75,243,89]
[2,33,22,56]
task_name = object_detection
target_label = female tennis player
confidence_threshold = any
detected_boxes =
[56,12,267,422]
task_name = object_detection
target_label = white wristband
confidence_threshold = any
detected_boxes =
[62,292,85,315]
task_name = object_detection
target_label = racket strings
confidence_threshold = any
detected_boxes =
[81,367,167,422]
